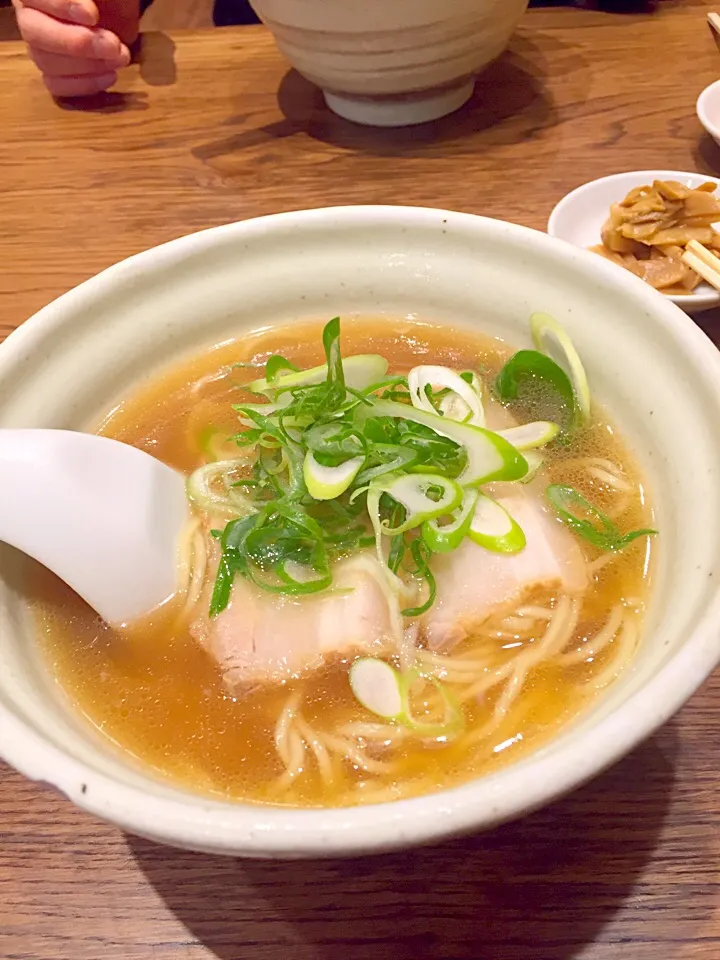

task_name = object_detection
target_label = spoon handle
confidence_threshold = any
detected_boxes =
[0,429,188,624]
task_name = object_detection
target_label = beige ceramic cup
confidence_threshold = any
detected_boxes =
[249,0,530,126]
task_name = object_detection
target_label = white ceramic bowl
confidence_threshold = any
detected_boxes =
[548,170,720,314]
[249,0,529,126]
[697,78,720,149]
[1,206,720,859]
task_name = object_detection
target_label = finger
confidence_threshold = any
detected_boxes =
[14,0,98,27]
[29,45,130,75]
[43,70,117,97]
[15,7,124,59]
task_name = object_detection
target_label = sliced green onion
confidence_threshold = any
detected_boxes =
[518,450,545,484]
[388,532,406,574]
[349,658,403,719]
[402,539,437,617]
[398,669,465,739]
[348,660,465,740]
[201,316,622,623]
[234,401,280,428]
[546,484,657,552]
[496,350,576,429]
[209,514,258,617]
[468,492,527,554]
[495,421,559,451]
[354,444,418,487]
[265,355,299,382]
[222,512,261,551]
[530,312,591,426]
[422,489,479,554]
[209,553,236,618]
[197,426,250,463]
[187,460,257,518]
[304,421,365,460]
[369,472,463,536]
[408,365,485,427]
[322,316,344,390]
[361,375,408,397]
[361,399,527,487]
[303,451,365,500]
[247,354,389,398]
[234,406,306,499]
[251,564,333,595]
[243,524,332,595]
[276,559,332,589]
[439,372,484,424]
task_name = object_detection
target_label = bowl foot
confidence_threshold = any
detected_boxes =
[323,82,475,128]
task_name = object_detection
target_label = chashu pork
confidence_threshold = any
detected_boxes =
[421,481,588,650]
[191,551,400,688]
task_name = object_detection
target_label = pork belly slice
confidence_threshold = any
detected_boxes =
[422,483,588,651]
[191,552,399,688]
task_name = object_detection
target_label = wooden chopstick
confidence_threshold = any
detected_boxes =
[708,12,720,39]
[682,239,720,292]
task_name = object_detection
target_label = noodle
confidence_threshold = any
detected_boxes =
[492,664,530,724]
[562,456,631,487]
[516,605,554,620]
[36,318,655,809]
[189,365,235,398]
[559,456,632,519]
[588,552,621,575]
[174,516,197,598]
[585,464,632,492]
[588,615,640,690]
[605,495,632,521]
[339,722,407,749]
[295,715,335,785]
[498,615,536,633]
[171,515,210,627]
[458,692,538,751]
[398,623,418,674]
[558,605,623,665]
[416,650,493,674]
[215,569,641,798]
[274,691,302,771]
[323,735,395,775]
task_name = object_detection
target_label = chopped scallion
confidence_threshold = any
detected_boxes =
[546,484,657,552]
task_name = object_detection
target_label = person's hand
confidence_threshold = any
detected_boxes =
[12,0,132,97]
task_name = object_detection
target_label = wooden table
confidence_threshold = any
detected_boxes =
[1,4,720,958]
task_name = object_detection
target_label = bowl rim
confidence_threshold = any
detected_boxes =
[697,78,720,144]
[547,168,720,311]
[3,204,720,858]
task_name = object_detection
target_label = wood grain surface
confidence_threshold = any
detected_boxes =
[1,4,720,959]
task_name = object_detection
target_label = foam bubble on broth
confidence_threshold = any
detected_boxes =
[32,318,655,807]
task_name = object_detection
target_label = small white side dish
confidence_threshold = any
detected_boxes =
[548,170,720,314]
[1,206,720,859]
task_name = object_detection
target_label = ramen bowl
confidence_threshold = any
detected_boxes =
[1,206,720,858]
[248,0,529,126]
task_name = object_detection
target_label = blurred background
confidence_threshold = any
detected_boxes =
[0,0,664,43]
